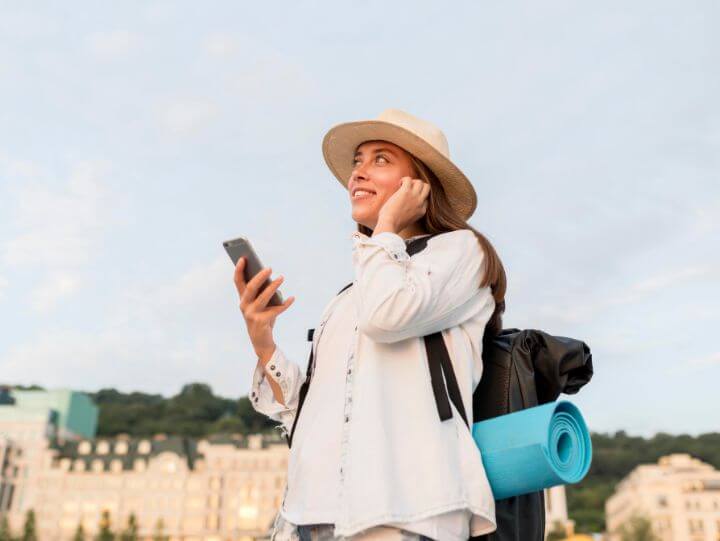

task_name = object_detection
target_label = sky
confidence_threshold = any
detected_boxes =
[0,2,718,438]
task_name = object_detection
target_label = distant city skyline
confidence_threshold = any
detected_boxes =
[0,1,718,438]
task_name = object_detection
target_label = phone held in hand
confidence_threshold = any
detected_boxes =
[223,236,284,307]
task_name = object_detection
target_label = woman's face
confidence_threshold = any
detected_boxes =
[348,140,417,230]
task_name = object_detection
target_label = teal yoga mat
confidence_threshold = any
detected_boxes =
[471,400,592,500]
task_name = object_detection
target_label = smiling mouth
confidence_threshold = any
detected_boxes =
[352,190,376,200]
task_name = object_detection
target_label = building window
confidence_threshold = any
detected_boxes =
[688,518,704,533]
[138,440,151,454]
[96,441,109,455]
[78,441,91,455]
[657,495,668,507]
[115,441,128,455]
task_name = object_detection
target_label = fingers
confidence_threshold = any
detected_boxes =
[266,295,296,317]
[234,257,246,296]
[240,266,273,308]
[253,274,284,310]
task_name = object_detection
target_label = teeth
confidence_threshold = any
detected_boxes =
[354,190,374,198]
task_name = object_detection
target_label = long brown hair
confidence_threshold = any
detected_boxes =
[356,154,507,338]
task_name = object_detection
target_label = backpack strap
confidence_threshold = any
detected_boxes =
[286,330,315,447]
[424,333,469,428]
[407,234,469,428]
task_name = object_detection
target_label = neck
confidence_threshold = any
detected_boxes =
[396,224,428,240]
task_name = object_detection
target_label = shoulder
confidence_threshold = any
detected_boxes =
[424,229,482,258]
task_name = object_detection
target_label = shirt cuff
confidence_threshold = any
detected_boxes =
[351,230,410,263]
[250,346,293,405]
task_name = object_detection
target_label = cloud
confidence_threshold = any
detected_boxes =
[85,30,141,60]
[204,33,243,57]
[687,352,720,366]
[528,263,720,326]
[29,272,80,313]
[0,255,251,396]
[0,275,8,302]
[0,158,118,312]
[159,98,220,136]
[230,52,316,102]
[2,160,112,269]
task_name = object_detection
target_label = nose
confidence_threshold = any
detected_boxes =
[350,158,370,184]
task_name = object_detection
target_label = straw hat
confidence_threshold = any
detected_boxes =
[321,108,477,221]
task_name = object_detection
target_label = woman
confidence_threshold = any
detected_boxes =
[234,109,507,541]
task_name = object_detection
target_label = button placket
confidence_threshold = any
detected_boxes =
[338,323,358,503]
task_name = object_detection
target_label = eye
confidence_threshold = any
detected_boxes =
[376,155,388,163]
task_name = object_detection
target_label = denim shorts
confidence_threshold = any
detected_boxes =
[296,523,434,541]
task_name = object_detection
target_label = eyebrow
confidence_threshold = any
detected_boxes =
[353,147,397,158]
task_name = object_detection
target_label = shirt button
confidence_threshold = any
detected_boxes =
[269,364,276,370]
[347,368,352,375]
[345,416,349,423]
[276,371,281,377]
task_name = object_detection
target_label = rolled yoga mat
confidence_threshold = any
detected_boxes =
[471,400,592,500]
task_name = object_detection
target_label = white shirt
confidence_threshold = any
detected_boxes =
[250,229,498,540]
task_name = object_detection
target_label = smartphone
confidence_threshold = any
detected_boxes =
[223,236,284,307]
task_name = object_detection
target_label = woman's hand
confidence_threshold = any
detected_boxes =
[234,257,295,359]
[376,176,430,234]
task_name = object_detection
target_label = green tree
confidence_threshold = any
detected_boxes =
[152,518,168,541]
[119,513,138,541]
[0,515,13,541]
[546,519,567,541]
[95,509,114,541]
[21,509,36,541]
[72,521,86,541]
[616,513,659,541]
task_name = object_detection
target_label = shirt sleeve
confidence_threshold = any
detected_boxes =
[351,228,492,343]
[249,344,305,438]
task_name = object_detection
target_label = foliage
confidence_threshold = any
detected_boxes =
[0,515,13,541]
[91,384,276,437]
[546,520,567,541]
[72,522,85,541]
[119,513,138,541]
[152,518,168,541]
[615,513,660,541]
[95,509,114,541]
[21,510,36,541]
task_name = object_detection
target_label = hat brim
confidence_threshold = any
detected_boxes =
[322,119,477,221]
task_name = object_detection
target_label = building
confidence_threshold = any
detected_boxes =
[0,386,571,540]
[13,433,288,540]
[0,386,99,526]
[0,387,98,441]
[605,453,720,541]
[0,434,19,514]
